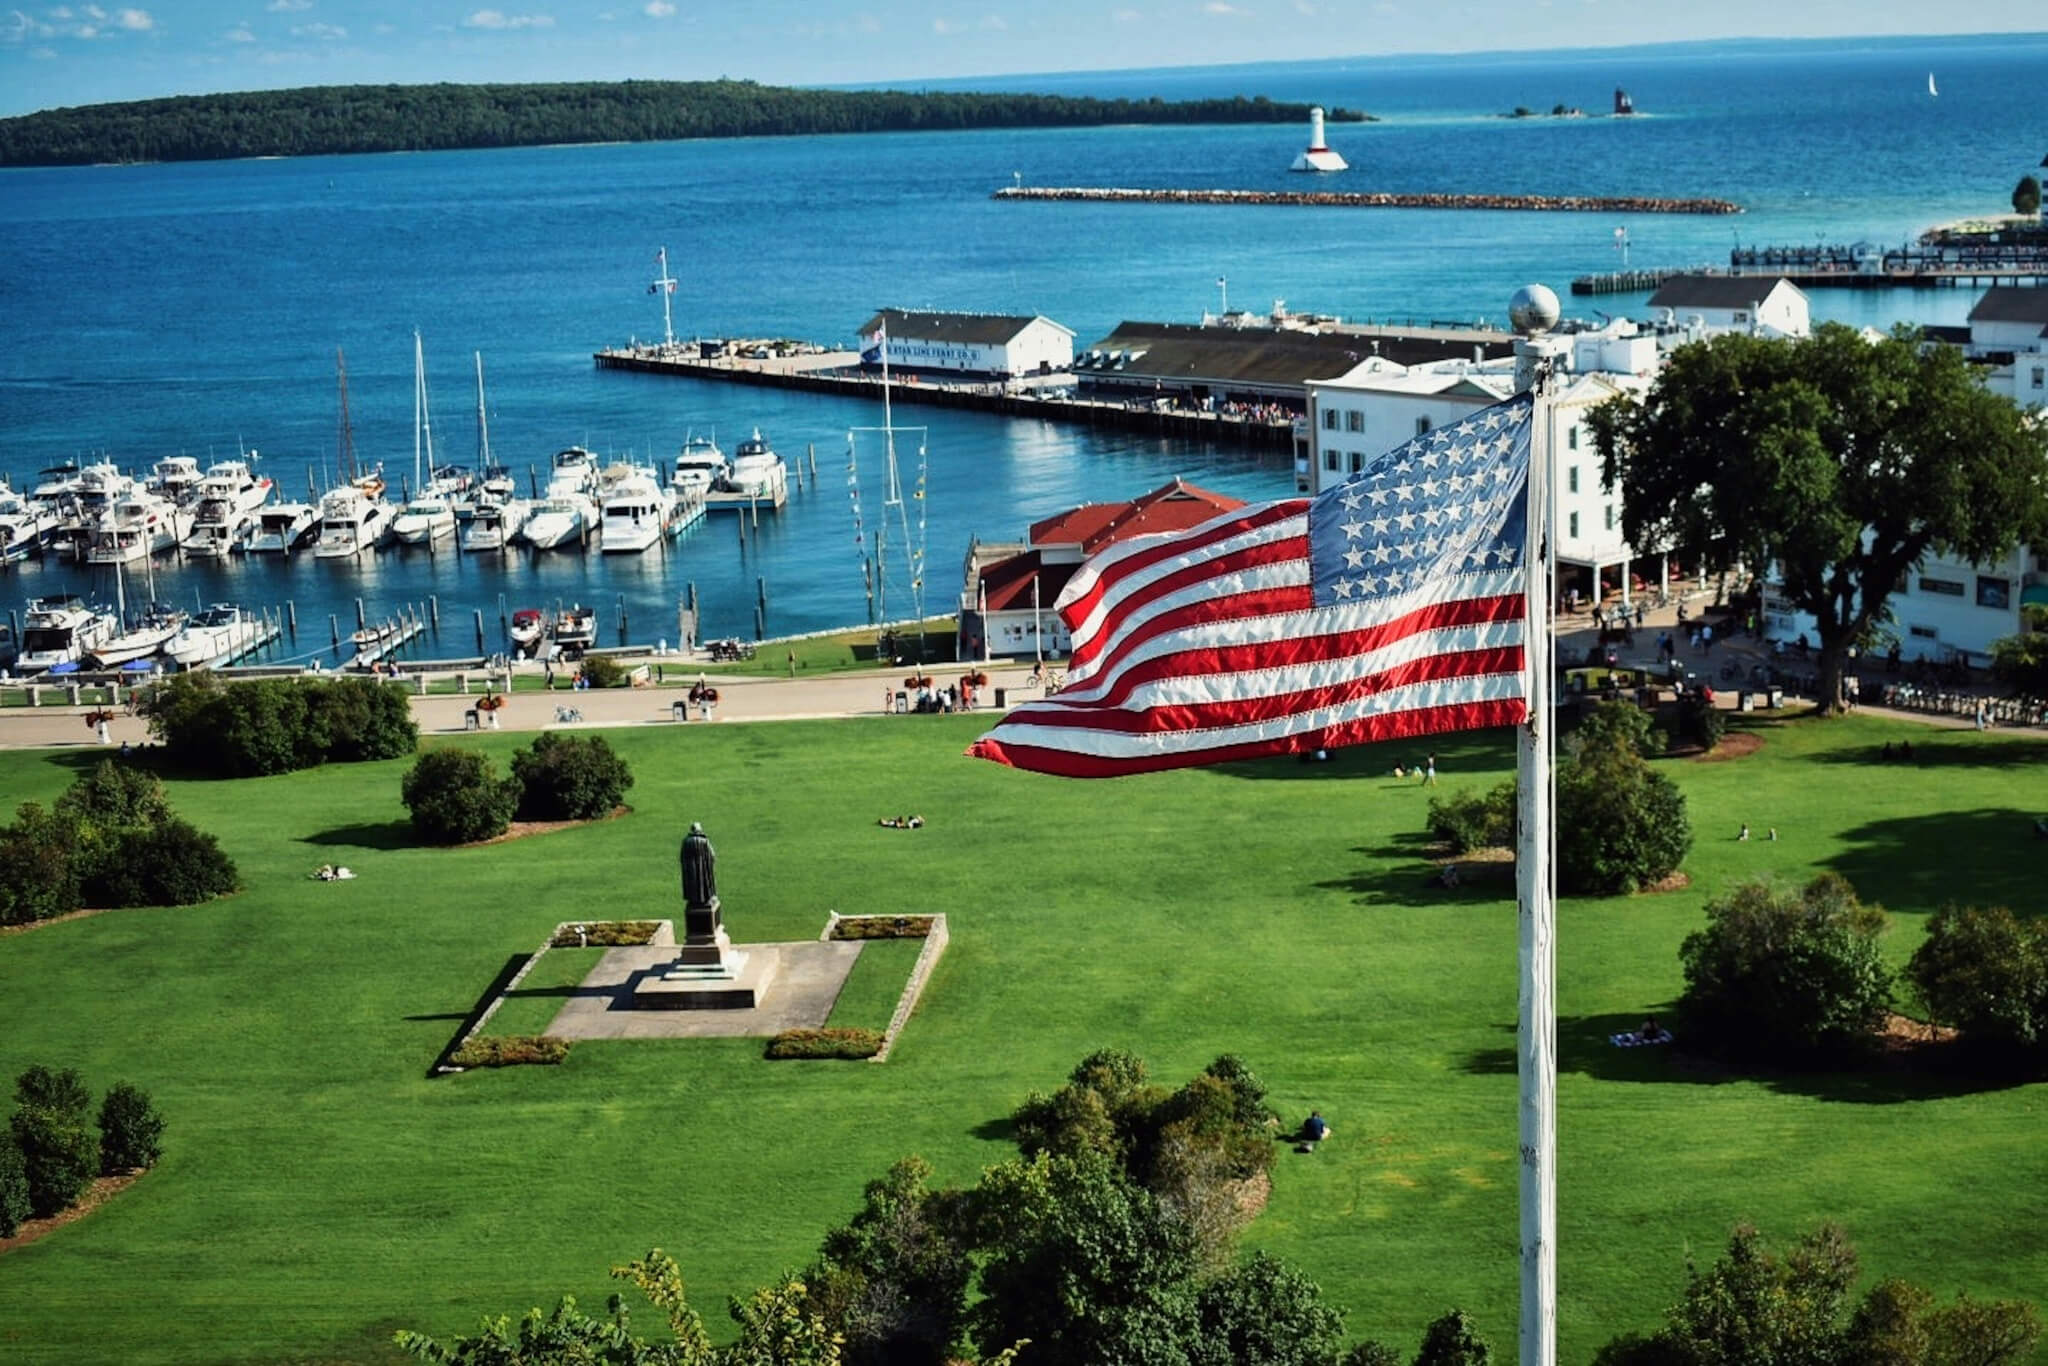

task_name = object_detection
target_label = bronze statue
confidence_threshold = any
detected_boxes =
[681,822,717,908]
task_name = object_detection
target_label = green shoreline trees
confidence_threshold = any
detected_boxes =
[0,81,1371,167]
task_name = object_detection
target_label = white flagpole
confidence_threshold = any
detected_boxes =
[1512,294,1562,1366]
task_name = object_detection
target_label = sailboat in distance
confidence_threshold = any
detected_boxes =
[1928,72,1938,97]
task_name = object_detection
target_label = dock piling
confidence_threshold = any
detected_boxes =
[430,595,440,632]
[286,600,297,638]
[473,609,485,654]
[355,597,366,629]
[330,614,340,647]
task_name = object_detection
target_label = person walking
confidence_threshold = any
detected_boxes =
[1423,752,1437,786]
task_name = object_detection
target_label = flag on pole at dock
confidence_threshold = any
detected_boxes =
[969,393,1535,778]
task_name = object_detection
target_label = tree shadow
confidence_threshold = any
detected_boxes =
[424,952,530,1078]
[1462,1012,2032,1103]
[1314,835,1515,907]
[1824,808,2046,918]
[1216,732,1516,782]
[971,1114,1019,1144]
[1804,734,2048,770]
[306,821,417,852]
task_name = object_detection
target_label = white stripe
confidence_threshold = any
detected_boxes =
[987,672,1527,761]
[1065,555,1309,688]
[1065,567,1527,696]
[1059,507,1306,648]
[1048,619,1525,711]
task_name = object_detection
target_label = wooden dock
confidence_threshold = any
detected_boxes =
[349,615,425,668]
[705,468,788,515]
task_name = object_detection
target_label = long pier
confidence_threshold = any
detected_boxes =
[992,185,1743,216]
[592,346,1296,449]
[1573,240,2048,294]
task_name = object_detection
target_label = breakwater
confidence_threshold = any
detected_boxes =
[992,186,1743,216]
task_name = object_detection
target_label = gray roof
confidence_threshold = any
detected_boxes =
[1647,275,1800,310]
[1076,321,1514,390]
[859,309,1072,346]
[1966,286,2048,327]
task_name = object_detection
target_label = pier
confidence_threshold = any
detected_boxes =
[1573,240,2048,294]
[592,345,1296,449]
[992,185,1744,216]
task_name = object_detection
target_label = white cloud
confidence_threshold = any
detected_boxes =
[224,23,253,40]
[980,13,1006,28]
[464,8,553,28]
[642,0,673,14]
[1202,1,1243,12]
[266,0,311,10]
[1112,7,1142,20]
[113,6,149,29]
[291,20,344,38]
[81,3,104,18]
[932,16,959,32]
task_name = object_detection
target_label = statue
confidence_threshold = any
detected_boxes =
[681,822,717,909]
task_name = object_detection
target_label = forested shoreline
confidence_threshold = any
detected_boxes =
[0,80,1372,167]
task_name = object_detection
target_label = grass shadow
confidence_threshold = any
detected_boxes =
[1825,807,2046,918]
[1805,734,2048,770]
[1314,836,1514,907]
[1464,1012,2032,1103]
[971,1115,1019,1144]
[306,821,417,852]
[424,952,530,1078]
[1216,732,1515,782]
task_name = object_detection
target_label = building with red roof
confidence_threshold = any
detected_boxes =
[958,478,1247,661]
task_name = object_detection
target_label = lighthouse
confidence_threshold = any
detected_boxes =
[1289,106,1348,173]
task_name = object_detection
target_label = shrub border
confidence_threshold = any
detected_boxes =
[821,912,950,1064]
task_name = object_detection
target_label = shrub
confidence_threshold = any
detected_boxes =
[1906,904,2048,1053]
[449,1035,570,1067]
[1426,781,1515,854]
[55,760,169,829]
[11,1065,97,1218]
[1556,706,1692,894]
[86,818,240,908]
[578,654,627,689]
[1188,1250,1348,1366]
[0,1135,29,1237]
[1678,874,1895,1062]
[510,731,634,822]
[141,673,417,777]
[831,915,935,940]
[1413,1308,1492,1366]
[767,1027,885,1060]
[96,1082,165,1174]
[401,749,520,845]
[307,675,419,763]
[549,920,661,947]
[1672,692,1725,751]
[1572,698,1660,758]
[0,802,85,925]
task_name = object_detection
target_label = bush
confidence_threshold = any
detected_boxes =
[0,1135,29,1237]
[831,915,935,940]
[1572,698,1660,758]
[307,675,419,763]
[0,802,85,925]
[1427,781,1515,854]
[549,920,661,947]
[767,1027,885,1060]
[449,1035,570,1067]
[578,654,627,689]
[1906,904,2048,1053]
[11,1065,97,1218]
[141,673,417,777]
[96,1082,165,1174]
[86,818,240,908]
[510,731,634,821]
[1678,874,1895,1062]
[55,760,169,829]
[1672,692,1725,751]
[1557,705,1692,894]
[401,749,520,845]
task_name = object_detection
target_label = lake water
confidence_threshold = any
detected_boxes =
[2,33,2041,656]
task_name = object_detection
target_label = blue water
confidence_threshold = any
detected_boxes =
[2,34,2041,656]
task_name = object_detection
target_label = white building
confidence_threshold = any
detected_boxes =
[1964,286,2048,412]
[1304,352,1664,603]
[859,309,1075,380]
[1646,275,1811,339]
[1763,544,2046,668]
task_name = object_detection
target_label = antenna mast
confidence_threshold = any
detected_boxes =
[651,247,678,349]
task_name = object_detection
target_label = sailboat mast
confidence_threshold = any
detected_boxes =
[412,333,424,495]
[652,247,678,349]
[336,348,357,485]
[474,352,492,469]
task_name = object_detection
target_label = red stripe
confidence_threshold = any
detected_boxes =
[1069,592,1524,711]
[1061,503,1306,649]
[968,699,1527,778]
[1014,643,1524,736]
[1071,571,1314,678]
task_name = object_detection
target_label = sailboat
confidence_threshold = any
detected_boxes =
[89,554,183,667]
[313,348,393,559]
[390,332,457,546]
[460,352,527,552]
[1928,72,1938,97]
[846,319,931,657]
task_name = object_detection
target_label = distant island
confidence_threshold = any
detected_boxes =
[0,80,1374,167]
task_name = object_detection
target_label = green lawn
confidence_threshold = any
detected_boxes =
[824,938,924,1032]
[0,713,2044,1364]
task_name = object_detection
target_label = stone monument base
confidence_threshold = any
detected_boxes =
[631,940,780,1011]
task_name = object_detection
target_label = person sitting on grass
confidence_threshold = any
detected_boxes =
[1301,1111,1331,1144]
[1639,1016,1668,1044]
[878,817,904,828]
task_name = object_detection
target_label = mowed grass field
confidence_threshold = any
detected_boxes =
[0,712,2044,1364]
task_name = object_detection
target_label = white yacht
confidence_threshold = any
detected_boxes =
[61,463,136,560]
[30,462,83,508]
[182,458,273,557]
[724,429,787,498]
[165,605,267,669]
[548,446,600,496]
[91,606,184,668]
[248,502,319,555]
[146,456,205,506]
[598,465,677,554]
[672,433,729,495]
[519,491,596,551]
[313,484,392,558]
[390,493,456,545]
[508,608,545,655]
[202,459,273,515]
[552,604,597,655]
[15,596,117,674]
[0,486,59,563]
[460,497,529,552]
[85,490,186,565]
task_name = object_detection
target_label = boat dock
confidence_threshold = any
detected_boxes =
[1573,240,2048,294]
[349,613,426,668]
[992,186,1744,215]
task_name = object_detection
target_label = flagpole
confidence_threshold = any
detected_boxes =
[1511,287,1564,1366]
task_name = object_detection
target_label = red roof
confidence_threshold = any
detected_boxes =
[1028,478,1246,555]
[978,551,1081,613]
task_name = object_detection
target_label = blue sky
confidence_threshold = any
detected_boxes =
[1,1,2042,116]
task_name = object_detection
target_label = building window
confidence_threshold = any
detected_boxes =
[1919,577,1964,597]
[1909,625,1939,639]
[1323,407,1339,430]
[1977,576,2011,610]
[2033,366,2045,389]
[1415,416,1431,437]
[1604,504,1615,531]
[1568,511,1580,539]
[1567,425,1580,450]
[1567,466,1579,494]
[1324,449,1339,472]
[1349,451,1365,474]
[1733,311,1750,323]
[1347,410,1364,433]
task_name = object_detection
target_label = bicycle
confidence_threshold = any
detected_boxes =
[554,705,584,724]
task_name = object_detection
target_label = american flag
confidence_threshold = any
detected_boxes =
[969,392,1535,777]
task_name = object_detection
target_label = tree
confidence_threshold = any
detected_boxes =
[0,802,84,925]
[10,1065,98,1218]
[806,1156,972,1366]
[1991,606,2048,703]
[401,749,520,845]
[87,817,240,908]
[1677,874,1895,1061]
[1412,1309,1492,1366]
[1556,702,1692,894]
[54,760,169,829]
[1590,325,2048,713]
[0,1135,30,1237]
[1906,904,2048,1054]
[97,1082,165,1174]
[510,731,635,821]
[1189,1250,1348,1366]
[2015,174,2042,218]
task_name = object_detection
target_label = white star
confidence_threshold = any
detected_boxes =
[1391,482,1416,503]
[1418,477,1440,498]
[1385,569,1406,590]
[1393,510,1418,531]
[1498,545,1518,565]
[1367,514,1391,535]
[1371,542,1393,564]
[1331,577,1355,599]
[1343,547,1366,569]
[1422,508,1443,527]
[1340,489,1364,510]
[1481,410,1505,430]
[1365,487,1390,506]
[1420,449,1442,469]
[1340,518,1366,540]
[1447,474,1468,494]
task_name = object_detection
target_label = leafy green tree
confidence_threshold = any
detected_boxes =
[1990,606,2048,702]
[2015,174,2043,217]
[87,817,239,908]
[10,1065,98,1217]
[0,801,84,925]
[1906,904,2048,1052]
[401,749,520,845]
[1556,704,1692,894]
[1590,325,2048,713]
[1842,1278,1935,1366]
[1573,697,1661,758]
[55,760,169,829]
[510,731,635,821]
[1344,1345,1405,1366]
[396,1247,712,1365]
[97,1082,165,1174]
[1920,1293,2042,1365]
[723,1274,843,1366]
[1189,1250,1348,1366]
[0,1134,31,1237]
[1678,874,1894,1061]
[805,1156,972,1366]
[1412,1308,1492,1366]
[1426,781,1516,854]
[307,675,420,762]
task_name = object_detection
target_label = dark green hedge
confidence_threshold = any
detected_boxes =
[766,1028,884,1060]
[141,674,417,777]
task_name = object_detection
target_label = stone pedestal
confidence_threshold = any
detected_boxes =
[632,896,779,1010]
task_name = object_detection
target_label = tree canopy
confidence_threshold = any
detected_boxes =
[0,81,1371,166]
[1590,324,2048,712]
